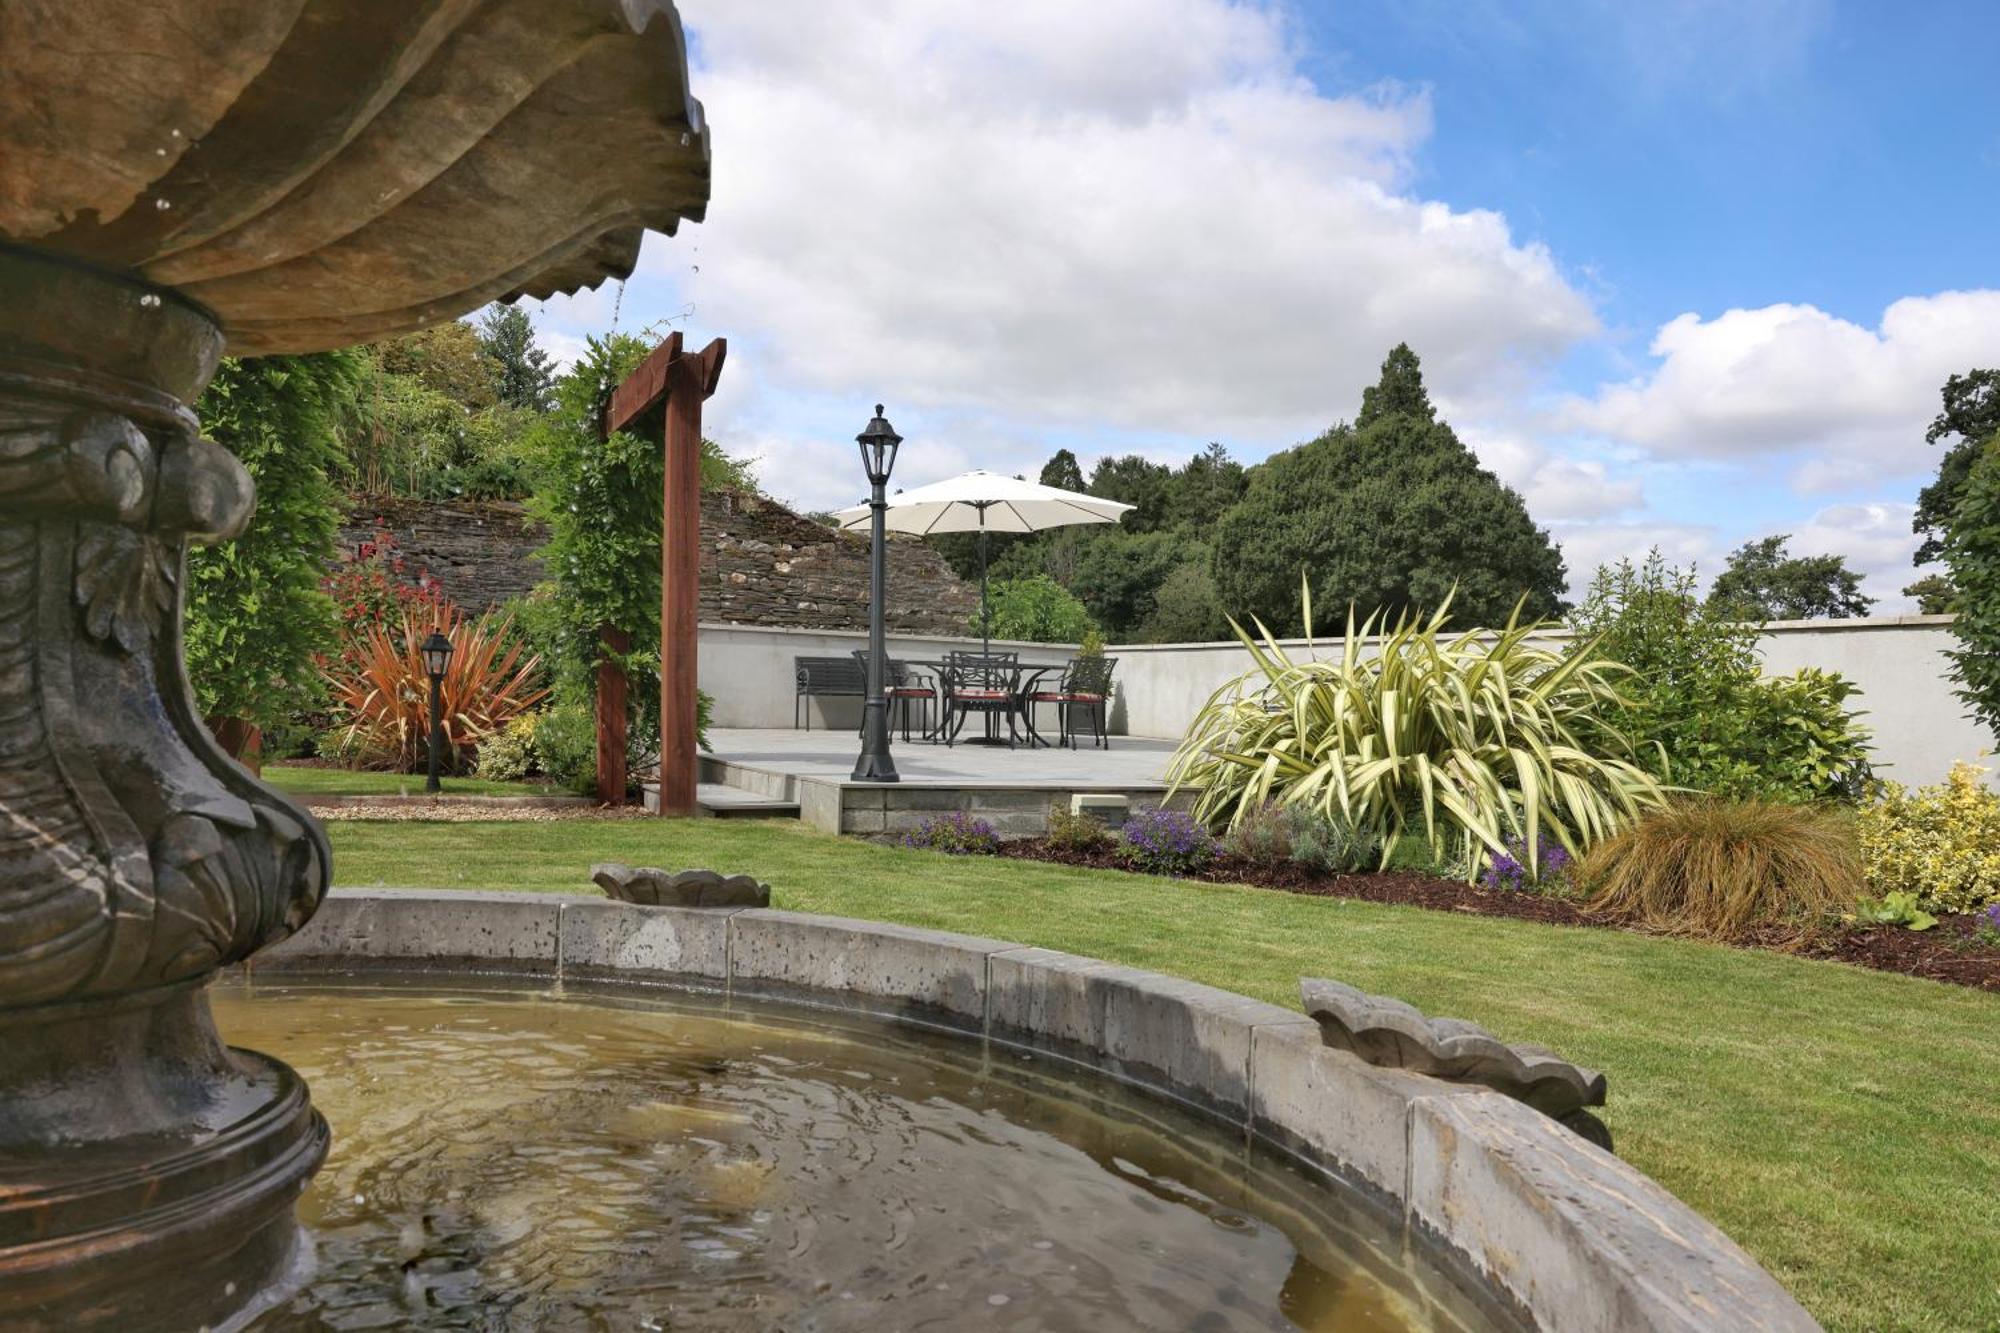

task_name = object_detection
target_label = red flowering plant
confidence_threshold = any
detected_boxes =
[322,528,448,666]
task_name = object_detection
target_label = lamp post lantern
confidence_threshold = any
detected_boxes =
[421,627,455,794]
[853,404,902,783]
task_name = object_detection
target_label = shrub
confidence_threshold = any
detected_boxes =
[981,575,1097,644]
[324,602,548,772]
[1577,800,1863,941]
[1855,763,2000,914]
[1045,806,1112,853]
[1119,809,1218,876]
[1288,808,1383,875]
[530,700,597,794]
[1171,583,1668,880]
[1566,552,1873,803]
[1223,801,1294,866]
[901,812,1002,855]
[1975,903,2000,947]
[475,713,541,782]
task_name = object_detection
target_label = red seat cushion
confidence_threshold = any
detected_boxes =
[953,688,1011,700]
[887,686,933,697]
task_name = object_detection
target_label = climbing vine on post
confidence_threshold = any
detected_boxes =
[186,351,363,765]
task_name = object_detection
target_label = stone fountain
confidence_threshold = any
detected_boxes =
[0,4,709,1326]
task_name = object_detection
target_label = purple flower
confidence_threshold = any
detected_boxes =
[902,810,1001,855]
[1119,809,1219,875]
[1480,834,1571,893]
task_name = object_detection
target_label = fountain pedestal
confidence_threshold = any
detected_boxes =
[0,3,711,1322]
[0,247,331,1330]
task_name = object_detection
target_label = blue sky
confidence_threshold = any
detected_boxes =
[523,1,2000,608]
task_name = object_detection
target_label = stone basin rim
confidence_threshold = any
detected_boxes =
[238,887,1823,1333]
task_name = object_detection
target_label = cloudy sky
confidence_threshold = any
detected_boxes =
[523,0,2000,609]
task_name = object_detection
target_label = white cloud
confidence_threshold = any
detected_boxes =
[1785,501,1931,612]
[1561,291,2000,489]
[666,0,1597,445]
[1459,424,1644,521]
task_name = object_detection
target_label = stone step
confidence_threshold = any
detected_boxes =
[694,782,799,819]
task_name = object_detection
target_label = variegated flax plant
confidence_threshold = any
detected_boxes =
[1167,581,1669,880]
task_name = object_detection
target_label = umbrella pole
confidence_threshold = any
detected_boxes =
[979,513,990,657]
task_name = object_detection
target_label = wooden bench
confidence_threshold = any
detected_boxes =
[794,656,866,729]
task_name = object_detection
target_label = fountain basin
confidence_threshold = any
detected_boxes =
[237,890,1822,1332]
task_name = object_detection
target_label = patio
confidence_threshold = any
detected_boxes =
[664,727,1183,833]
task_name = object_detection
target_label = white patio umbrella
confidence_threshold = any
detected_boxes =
[831,470,1133,655]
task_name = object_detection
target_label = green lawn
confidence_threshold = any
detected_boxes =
[324,816,2000,1333]
[266,764,567,798]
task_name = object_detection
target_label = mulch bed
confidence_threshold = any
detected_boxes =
[1000,839,2000,993]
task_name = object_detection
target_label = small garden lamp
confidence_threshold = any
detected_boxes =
[420,627,453,794]
[852,405,902,784]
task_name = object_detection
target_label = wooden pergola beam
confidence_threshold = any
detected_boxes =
[605,331,727,815]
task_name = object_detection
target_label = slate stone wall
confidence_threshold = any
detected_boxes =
[336,489,980,635]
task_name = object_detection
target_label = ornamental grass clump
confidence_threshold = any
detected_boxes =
[1119,809,1218,876]
[901,811,1002,855]
[1577,799,1863,941]
[1855,763,2000,914]
[325,601,547,772]
[1169,583,1668,880]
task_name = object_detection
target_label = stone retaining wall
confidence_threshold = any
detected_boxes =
[335,490,979,636]
[246,889,1822,1333]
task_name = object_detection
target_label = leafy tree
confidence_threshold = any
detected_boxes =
[1039,448,1086,492]
[1707,534,1875,621]
[1904,573,1956,615]
[1069,530,1203,637]
[981,575,1097,643]
[185,352,364,747]
[1171,442,1247,530]
[1942,440,2000,745]
[1212,344,1566,633]
[477,304,556,412]
[1567,551,1872,803]
[1137,563,1230,642]
[1088,454,1176,532]
[375,320,497,412]
[1913,369,2000,566]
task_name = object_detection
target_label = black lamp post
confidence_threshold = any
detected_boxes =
[420,627,454,794]
[852,404,902,783]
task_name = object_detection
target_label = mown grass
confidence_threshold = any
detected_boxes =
[266,763,567,798]
[324,816,2000,1333]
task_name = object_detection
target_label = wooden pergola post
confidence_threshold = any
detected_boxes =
[603,332,727,815]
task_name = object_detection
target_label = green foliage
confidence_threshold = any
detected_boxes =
[529,699,598,794]
[1567,552,1873,803]
[1903,573,1956,614]
[1222,800,1296,866]
[1912,369,2000,565]
[1044,805,1113,853]
[1039,448,1086,493]
[1288,807,1383,874]
[522,334,669,727]
[1211,344,1566,635]
[185,352,363,730]
[1172,584,1669,878]
[474,713,542,781]
[1708,534,1875,620]
[1068,529,1196,635]
[1579,799,1864,941]
[1942,440,2000,744]
[374,320,498,411]
[981,575,1096,643]
[477,304,555,412]
[1856,762,2000,914]
[1136,562,1230,642]
[1852,891,1938,932]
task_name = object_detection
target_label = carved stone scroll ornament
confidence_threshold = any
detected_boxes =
[592,861,772,908]
[1299,977,1614,1151]
[0,247,330,1330]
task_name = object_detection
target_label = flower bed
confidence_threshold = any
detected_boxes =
[999,838,2000,992]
